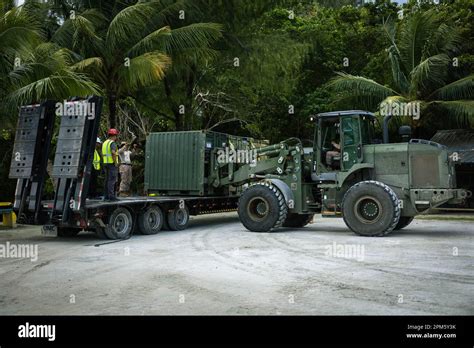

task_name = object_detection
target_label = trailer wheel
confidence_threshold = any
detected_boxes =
[283,213,314,228]
[342,181,400,237]
[394,216,414,230]
[238,182,288,232]
[105,207,133,239]
[57,227,80,237]
[167,205,190,231]
[138,205,164,235]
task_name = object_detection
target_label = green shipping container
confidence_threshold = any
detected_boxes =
[145,131,259,196]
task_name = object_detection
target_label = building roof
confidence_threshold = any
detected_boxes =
[316,110,376,118]
[431,129,474,165]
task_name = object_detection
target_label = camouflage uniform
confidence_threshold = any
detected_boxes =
[118,146,134,196]
[119,164,132,194]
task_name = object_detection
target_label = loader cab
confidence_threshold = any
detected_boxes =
[312,111,376,176]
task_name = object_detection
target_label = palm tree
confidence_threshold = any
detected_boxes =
[0,2,99,125]
[52,0,222,128]
[329,9,474,132]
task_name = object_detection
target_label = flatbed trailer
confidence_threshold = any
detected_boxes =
[39,195,240,239]
[9,97,243,239]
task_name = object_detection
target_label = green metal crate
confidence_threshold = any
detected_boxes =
[145,131,260,196]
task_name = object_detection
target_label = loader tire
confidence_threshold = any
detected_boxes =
[283,213,314,228]
[394,216,414,230]
[238,182,288,232]
[138,205,164,235]
[342,180,400,237]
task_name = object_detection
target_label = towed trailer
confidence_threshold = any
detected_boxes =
[9,97,255,239]
[40,195,240,239]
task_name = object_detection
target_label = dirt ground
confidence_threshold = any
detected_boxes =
[0,213,473,315]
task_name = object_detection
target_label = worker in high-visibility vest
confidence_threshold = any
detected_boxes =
[102,128,120,201]
[89,137,102,199]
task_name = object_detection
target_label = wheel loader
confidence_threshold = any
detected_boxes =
[213,110,468,236]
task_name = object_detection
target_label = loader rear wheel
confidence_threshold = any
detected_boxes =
[342,181,400,237]
[138,205,163,235]
[167,205,190,231]
[105,207,133,240]
[238,182,288,232]
[283,213,314,228]
[394,216,414,230]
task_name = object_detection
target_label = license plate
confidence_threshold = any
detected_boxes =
[41,225,58,237]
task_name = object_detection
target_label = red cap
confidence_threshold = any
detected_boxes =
[108,128,119,136]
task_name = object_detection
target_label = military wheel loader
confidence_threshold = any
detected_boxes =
[214,110,467,236]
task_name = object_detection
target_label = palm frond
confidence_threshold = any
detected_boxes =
[387,45,410,95]
[428,75,474,101]
[106,2,156,53]
[163,23,223,54]
[5,71,100,109]
[127,26,171,57]
[409,53,450,97]
[429,100,474,119]
[398,9,439,72]
[52,9,105,53]
[117,52,171,93]
[329,72,399,107]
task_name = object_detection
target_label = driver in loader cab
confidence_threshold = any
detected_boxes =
[326,138,341,169]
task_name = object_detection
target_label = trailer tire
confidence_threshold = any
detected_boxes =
[238,182,288,232]
[394,216,414,230]
[167,205,190,231]
[105,207,133,239]
[138,206,164,235]
[57,227,80,237]
[342,180,400,237]
[283,213,314,228]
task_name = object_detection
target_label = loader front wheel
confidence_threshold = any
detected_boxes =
[238,183,288,232]
[342,181,400,237]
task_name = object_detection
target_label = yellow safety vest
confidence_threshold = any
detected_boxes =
[102,139,116,164]
[93,149,101,170]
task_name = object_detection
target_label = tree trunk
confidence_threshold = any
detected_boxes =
[108,94,117,129]
[164,78,183,130]
[184,66,196,130]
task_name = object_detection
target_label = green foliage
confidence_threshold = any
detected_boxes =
[0,0,473,199]
[330,6,474,134]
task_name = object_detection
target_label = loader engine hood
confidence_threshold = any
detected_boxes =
[369,140,455,189]
[407,140,455,189]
